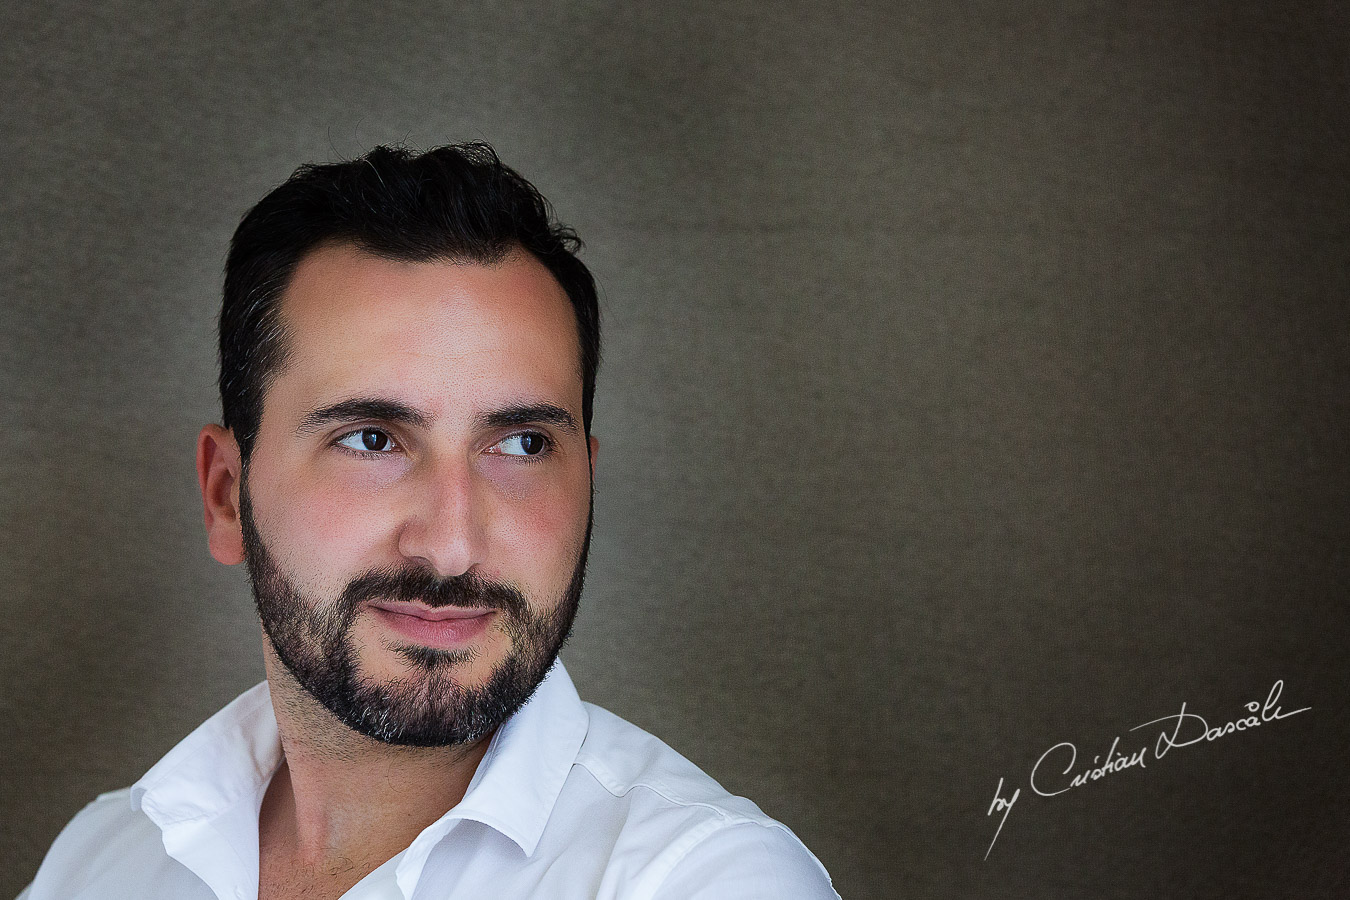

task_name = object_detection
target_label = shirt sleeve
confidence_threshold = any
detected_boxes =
[651,822,841,900]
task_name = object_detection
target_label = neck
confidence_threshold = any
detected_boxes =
[258,640,494,871]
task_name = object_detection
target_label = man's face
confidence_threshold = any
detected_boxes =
[235,244,595,746]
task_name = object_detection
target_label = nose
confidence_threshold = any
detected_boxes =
[396,453,488,577]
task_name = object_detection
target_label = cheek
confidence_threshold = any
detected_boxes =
[489,477,590,582]
[264,478,401,577]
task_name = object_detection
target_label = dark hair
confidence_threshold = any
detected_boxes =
[219,142,600,463]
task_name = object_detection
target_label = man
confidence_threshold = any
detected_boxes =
[22,143,838,899]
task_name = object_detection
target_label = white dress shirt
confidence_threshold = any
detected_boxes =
[21,662,839,899]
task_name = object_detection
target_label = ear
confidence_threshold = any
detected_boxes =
[197,424,245,565]
[587,435,599,479]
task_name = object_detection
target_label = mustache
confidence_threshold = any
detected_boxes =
[338,567,529,620]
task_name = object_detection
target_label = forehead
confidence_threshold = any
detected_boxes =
[270,243,582,419]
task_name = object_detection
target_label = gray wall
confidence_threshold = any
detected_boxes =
[2,2,1347,897]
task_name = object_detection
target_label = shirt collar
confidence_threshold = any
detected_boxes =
[130,682,280,897]
[392,661,589,893]
[131,681,281,822]
[128,661,589,897]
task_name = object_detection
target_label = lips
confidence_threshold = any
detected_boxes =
[367,601,497,649]
[368,601,495,621]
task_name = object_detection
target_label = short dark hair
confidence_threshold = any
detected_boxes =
[219,142,600,463]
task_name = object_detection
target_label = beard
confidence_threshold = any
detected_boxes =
[238,473,589,748]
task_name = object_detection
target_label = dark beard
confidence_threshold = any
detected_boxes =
[238,474,589,747]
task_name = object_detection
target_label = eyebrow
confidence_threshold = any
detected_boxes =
[295,398,578,436]
[295,398,430,436]
[473,402,579,436]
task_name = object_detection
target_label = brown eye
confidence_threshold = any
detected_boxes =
[496,432,549,456]
[337,428,396,453]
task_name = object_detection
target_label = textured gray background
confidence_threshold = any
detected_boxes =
[2,2,1347,898]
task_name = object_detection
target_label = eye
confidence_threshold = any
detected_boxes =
[493,432,551,457]
[335,428,399,454]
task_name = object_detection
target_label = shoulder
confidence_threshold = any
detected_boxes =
[557,703,839,899]
[573,702,768,820]
[24,789,194,899]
